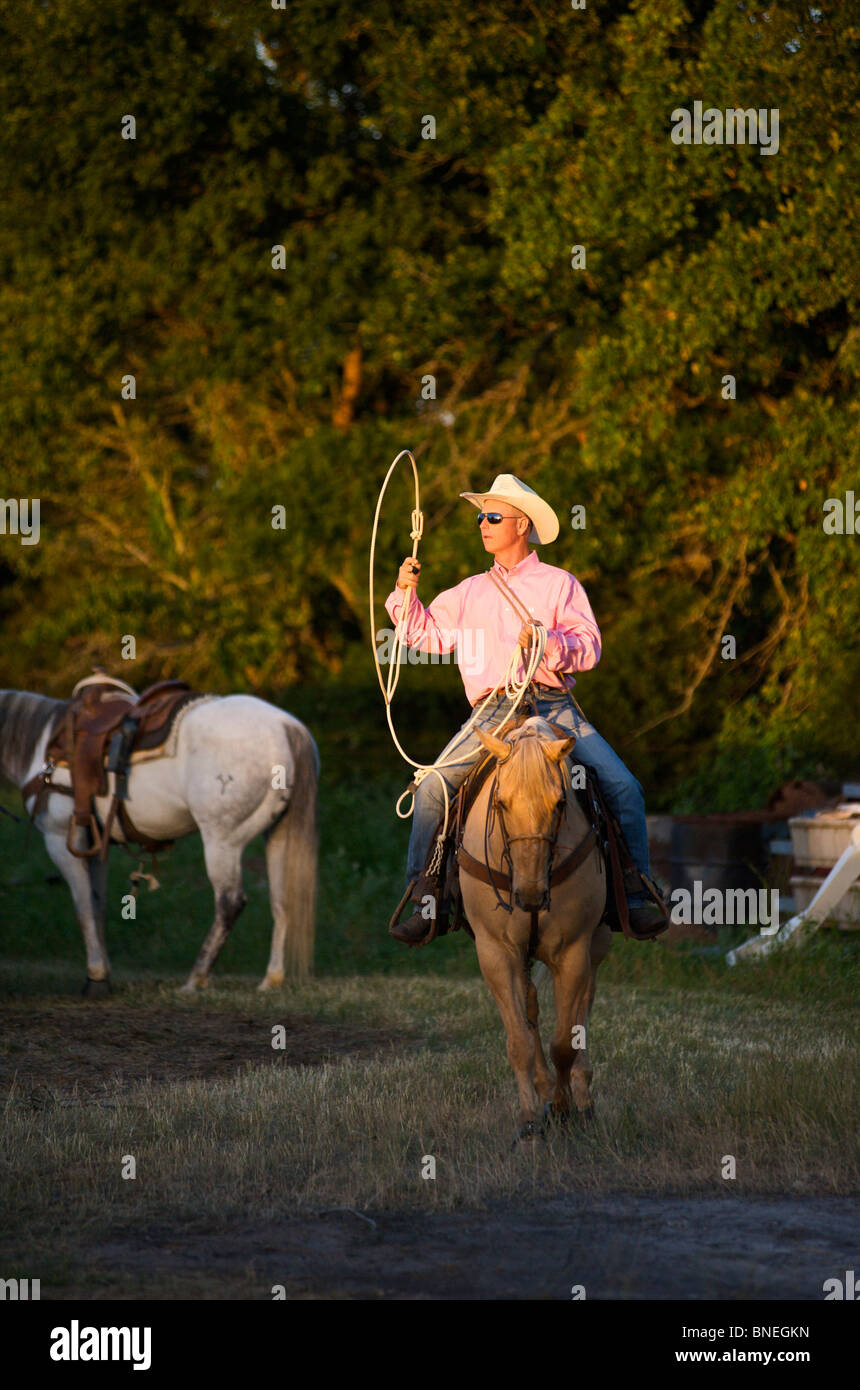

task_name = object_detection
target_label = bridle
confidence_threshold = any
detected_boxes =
[487,735,569,915]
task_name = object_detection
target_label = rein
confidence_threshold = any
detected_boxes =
[458,827,597,896]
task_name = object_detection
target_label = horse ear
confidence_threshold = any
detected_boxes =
[476,727,512,762]
[542,736,576,764]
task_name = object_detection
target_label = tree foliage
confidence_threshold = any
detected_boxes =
[0,0,857,802]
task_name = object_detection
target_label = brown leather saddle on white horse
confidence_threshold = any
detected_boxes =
[22,670,203,860]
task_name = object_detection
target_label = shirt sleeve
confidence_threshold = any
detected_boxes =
[384,581,462,655]
[543,574,602,674]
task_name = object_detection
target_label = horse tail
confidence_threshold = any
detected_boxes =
[278,718,319,979]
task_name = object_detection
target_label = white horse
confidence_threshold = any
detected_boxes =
[0,689,318,995]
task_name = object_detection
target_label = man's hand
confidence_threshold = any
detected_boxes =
[396,556,421,591]
[517,621,538,649]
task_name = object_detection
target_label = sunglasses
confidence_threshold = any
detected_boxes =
[477,512,520,525]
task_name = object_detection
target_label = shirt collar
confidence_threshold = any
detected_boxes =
[493,548,539,579]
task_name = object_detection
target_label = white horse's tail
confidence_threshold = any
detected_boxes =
[276,719,319,979]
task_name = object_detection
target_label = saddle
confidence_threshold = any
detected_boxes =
[23,671,203,860]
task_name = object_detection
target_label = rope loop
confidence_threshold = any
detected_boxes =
[370,449,547,840]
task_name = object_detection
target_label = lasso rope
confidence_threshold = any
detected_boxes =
[369,450,547,870]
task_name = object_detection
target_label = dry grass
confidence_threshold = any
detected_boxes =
[2,775,856,1297]
[1,969,856,1288]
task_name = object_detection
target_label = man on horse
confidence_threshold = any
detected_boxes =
[385,473,666,945]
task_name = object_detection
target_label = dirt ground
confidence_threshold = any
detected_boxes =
[86,1193,855,1300]
[0,1003,407,1097]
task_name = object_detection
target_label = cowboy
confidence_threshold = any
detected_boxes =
[385,474,666,945]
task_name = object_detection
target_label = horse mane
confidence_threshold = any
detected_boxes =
[0,691,69,787]
[506,717,569,817]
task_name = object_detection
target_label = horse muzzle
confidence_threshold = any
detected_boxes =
[513,884,550,914]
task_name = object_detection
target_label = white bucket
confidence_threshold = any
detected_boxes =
[790,874,860,929]
[789,806,860,869]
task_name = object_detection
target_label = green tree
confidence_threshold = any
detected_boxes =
[0,0,856,804]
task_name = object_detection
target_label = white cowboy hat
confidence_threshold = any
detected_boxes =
[459,474,560,545]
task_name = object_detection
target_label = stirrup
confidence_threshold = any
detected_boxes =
[637,870,671,918]
[389,876,445,943]
[389,878,419,934]
[67,812,104,859]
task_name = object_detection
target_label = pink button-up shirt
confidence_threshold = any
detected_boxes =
[384,549,601,706]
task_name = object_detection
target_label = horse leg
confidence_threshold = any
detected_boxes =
[549,940,595,1118]
[474,930,540,1138]
[88,855,109,959]
[567,919,612,1113]
[180,838,246,992]
[259,811,290,991]
[528,975,553,1104]
[42,828,112,993]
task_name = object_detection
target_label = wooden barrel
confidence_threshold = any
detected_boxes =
[646,814,673,887]
[670,815,767,900]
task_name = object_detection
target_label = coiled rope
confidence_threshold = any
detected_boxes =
[369,450,547,871]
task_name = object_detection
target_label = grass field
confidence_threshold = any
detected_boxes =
[1,778,858,1298]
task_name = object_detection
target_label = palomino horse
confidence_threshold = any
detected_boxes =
[461,717,611,1140]
[0,689,317,995]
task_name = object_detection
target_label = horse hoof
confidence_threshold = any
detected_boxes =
[511,1120,543,1148]
[82,977,111,1000]
[542,1101,595,1131]
[542,1101,571,1127]
[257,972,284,992]
[178,978,206,995]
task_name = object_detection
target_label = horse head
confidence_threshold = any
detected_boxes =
[476,718,576,912]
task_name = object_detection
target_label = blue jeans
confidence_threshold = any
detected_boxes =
[406,689,651,900]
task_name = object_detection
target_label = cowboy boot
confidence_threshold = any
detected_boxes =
[389,901,435,946]
[628,901,669,937]
[624,866,670,938]
[389,872,448,947]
